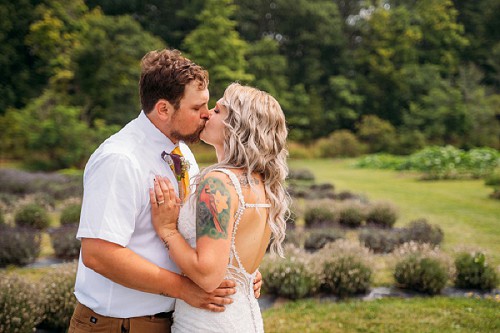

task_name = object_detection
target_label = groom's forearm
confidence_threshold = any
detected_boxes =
[80,238,185,298]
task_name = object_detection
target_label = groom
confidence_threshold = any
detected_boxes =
[69,49,261,333]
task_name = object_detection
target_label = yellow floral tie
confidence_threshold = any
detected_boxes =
[170,146,190,201]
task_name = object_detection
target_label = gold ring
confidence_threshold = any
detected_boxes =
[158,200,165,205]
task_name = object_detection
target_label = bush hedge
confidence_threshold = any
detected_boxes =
[0,274,44,333]
[49,225,81,260]
[39,262,78,331]
[393,242,454,295]
[304,228,344,252]
[404,219,443,246]
[0,226,41,267]
[0,168,83,199]
[260,245,320,299]
[366,201,398,228]
[14,203,50,230]
[288,168,315,182]
[304,206,336,228]
[337,204,364,228]
[454,252,498,291]
[359,228,404,254]
[314,240,373,297]
[60,203,82,225]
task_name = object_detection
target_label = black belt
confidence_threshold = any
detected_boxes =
[151,311,174,319]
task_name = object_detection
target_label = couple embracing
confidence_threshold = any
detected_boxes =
[69,49,289,333]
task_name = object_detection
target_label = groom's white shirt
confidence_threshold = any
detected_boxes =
[75,111,199,317]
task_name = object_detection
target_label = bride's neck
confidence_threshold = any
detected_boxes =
[215,145,225,163]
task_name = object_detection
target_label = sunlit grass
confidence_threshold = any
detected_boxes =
[263,297,500,333]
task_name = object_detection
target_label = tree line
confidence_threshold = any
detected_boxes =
[0,0,499,170]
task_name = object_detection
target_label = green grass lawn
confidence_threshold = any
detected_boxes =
[263,297,500,333]
[289,158,500,266]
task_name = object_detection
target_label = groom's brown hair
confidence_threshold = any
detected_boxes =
[139,49,209,113]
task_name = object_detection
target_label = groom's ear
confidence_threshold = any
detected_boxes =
[154,99,174,120]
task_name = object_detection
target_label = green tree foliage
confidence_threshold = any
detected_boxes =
[404,78,470,145]
[412,0,468,75]
[0,91,119,170]
[235,0,348,140]
[86,0,205,49]
[71,12,164,125]
[454,0,500,88]
[26,0,89,83]
[183,0,253,101]
[1,0,499,168]
[26,0,164,126]
[0,0,47,113]
[356,115,397,153]
[246,36,288,102]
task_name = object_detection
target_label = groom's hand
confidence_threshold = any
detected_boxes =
[181,278,236,312]
[253,270,262,298]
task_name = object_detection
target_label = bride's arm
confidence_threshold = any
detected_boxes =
[150,173,235,293]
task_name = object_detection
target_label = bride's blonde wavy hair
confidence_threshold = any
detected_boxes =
[199,83,290,257]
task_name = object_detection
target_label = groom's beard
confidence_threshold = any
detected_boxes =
[171,122,206,144]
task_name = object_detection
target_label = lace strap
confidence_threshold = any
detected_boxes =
[212,168,247,271]
[212,168,245,206]
[246,203,271,208]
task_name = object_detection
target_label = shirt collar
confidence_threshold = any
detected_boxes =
[136,110,177,153]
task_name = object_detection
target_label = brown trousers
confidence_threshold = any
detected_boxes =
[69,302,173,333]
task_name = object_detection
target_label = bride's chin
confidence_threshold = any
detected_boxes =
[200,132,210,145]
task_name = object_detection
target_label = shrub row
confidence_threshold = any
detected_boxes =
[357,146,500,180]
[0,262,77,333]
[0,201,81,266]
[303,200,397,229]
[1,247,496,333]
[0,168,83,199]
[285,228,345,252]
[359,219,444,253]
[0,223,81,267]
[261,241,498,299]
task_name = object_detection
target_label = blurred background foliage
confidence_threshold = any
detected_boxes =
[0,0,499,170]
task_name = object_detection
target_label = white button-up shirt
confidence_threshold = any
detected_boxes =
[75,111,199,317]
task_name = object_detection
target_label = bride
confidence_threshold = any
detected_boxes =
[150,83,289,332]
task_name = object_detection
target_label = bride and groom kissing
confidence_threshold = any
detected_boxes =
[69,49,289,333]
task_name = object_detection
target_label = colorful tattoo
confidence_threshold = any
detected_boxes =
[196,177,231,240]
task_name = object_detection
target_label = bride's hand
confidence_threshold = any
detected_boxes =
[149,176,182,239]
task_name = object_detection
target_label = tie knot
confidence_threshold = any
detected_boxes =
[171,146,183,156]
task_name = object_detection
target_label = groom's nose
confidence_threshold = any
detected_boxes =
[200,106,210,120]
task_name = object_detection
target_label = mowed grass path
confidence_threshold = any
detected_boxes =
[289,159,500,265]
[263,297,500,333]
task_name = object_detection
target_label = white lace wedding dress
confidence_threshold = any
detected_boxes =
[173,169,269,333]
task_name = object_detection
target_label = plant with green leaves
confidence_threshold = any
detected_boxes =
[314,240,373,297]
[393,242,454,295]
[14,203,50,230]
[454,252,498,291]
[260,245,320,299]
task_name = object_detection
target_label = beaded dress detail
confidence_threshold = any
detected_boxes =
[173,168,270,333]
